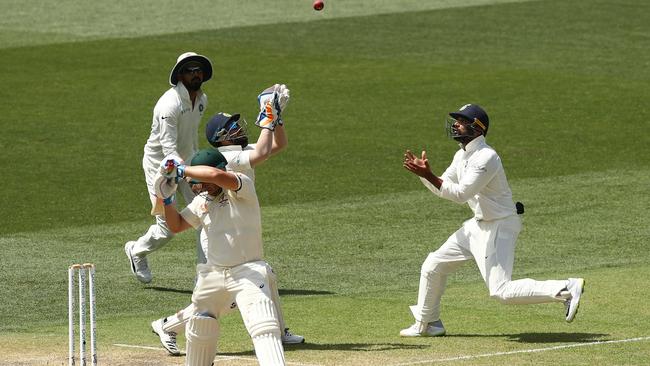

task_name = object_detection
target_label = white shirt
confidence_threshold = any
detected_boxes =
[217,144,256,180]
[180,172,264,267]
[143,83,207,167]
[420,136,516,221]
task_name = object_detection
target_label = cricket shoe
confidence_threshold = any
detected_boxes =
[400,320,446,337]
[151,318,181,356]
[124,241,152,284]
[282,328,305,344]
[564,278,585,322]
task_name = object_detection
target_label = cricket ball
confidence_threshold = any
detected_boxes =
[313,0,324,11]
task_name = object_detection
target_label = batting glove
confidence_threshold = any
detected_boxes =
[159,154,185,182]
[255,85,282,130]
[153,173,178,205]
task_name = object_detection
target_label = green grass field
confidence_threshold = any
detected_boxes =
[1,0,649,365]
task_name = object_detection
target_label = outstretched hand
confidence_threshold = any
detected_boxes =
[403,150,431,178]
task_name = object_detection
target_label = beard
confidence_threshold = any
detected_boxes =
[187,78,203,91]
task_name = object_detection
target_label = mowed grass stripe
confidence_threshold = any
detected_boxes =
[2,0,647,235]
[1,167,648,328]
[0,0,544,49]
[4,264,649,365]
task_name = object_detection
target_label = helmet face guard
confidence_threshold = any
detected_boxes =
[211,116,249,147]
[445,116,486,139]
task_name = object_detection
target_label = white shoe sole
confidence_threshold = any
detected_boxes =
[151,320,181,356]
[124,242,151,284]
[124,242,137,275]
[566,278,585,322]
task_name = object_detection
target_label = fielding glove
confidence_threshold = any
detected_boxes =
[153,173,178,205]
[159,154,185,182]
[255,85,282,130]
[276,84,290,126]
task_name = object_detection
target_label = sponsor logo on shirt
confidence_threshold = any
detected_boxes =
[217,194,230,208]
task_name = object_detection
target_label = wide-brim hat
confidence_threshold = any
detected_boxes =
[169,52,213,86]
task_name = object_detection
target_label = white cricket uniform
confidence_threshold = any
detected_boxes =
[180,172,285,365]
[132,82,207,259]
[218,144,257,177]
[161,143,291,338]
[410,135,567,324]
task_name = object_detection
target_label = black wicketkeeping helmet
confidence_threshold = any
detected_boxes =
[205,112,249,148]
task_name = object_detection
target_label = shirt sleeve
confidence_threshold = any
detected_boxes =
[158,104,181,157]
[231,172,255,199]
[420,155,458,196]
[180,196,203,229]
[226,146,253,171]
[439,150,498,203]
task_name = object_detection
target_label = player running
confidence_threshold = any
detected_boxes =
[401,104,585,337]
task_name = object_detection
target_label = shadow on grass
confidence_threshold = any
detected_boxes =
[506,332,610,343]
[144,286,193,295]
[144,287,335,296]
[222,342,428,356]
[446,332,609,343]
[279,289,336,296]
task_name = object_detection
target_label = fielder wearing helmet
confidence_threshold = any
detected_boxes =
[205,112,249,148]
[445,103,490,143]
[401,103,585,337]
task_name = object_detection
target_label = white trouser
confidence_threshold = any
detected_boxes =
[132,156,206,264]
[163,262,287,334]
[190,261,285,365]
[411,215,567,323]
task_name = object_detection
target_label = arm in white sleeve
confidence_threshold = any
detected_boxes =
[159,106,181,157]
[180,197,203,229]
[420,157,458,196]
[439,152,498,203]
[248,128,274,167]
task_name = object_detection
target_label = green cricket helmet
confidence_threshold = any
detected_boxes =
[188,149,228,185]
[190,149,228,170]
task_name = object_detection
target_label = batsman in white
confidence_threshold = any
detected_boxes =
[400,104,585,337]
[124,52,212,283]
[154,149,287,365]
[150,85,304,356]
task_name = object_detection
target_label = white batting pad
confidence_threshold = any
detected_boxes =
[185,314,219,366]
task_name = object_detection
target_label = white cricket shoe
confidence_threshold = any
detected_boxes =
[400,320,446,337]
[282,328,305,344]
[565,278,585,322]
[151,318,181,356]
[124,241,152,284]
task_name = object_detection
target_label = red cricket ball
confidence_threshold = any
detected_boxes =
[313,0,324,11]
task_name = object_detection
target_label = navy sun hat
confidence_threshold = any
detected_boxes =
[169,52,213,86]
[205,112,241,147]
[449,104,490,134]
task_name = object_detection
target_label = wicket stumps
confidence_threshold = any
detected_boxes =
[68,263,97,366]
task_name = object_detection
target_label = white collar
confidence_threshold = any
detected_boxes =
[462,135,486,152]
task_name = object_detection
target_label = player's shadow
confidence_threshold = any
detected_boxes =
[144,287,335,296]
[145,286,193,295]
[279,289,335,296]
[446,332,609,343]
[506,332,610,343]
[222,342,428,356]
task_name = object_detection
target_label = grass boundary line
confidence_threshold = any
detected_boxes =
[390,336,650,365]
